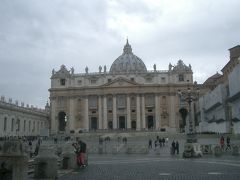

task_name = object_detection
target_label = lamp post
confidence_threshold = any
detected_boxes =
[178,85,201,157]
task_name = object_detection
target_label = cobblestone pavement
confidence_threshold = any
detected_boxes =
[59,155,240,180]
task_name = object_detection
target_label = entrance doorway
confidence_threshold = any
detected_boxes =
[58,111,67,131]
[118,116,126,129]
[90,117,98,130]
[147,116,154,129]
[131,120,136,129]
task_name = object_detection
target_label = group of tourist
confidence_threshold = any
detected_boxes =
[171,140,179,155]
[220,136,231,151]
[148,136,168,149]
[72,139,87,168]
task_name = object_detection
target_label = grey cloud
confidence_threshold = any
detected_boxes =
[0,0,240,108]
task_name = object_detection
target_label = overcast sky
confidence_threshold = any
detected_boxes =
[0,0,240,108]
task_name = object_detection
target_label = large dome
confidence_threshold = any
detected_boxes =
[110,40,147,74]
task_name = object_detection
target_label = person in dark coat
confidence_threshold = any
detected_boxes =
[171,141,176,155]
[175,141,179,154]
[148,139,152,149]
[226,136,231,151]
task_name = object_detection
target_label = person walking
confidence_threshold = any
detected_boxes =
[154,139,158,149]
[171,141,176,155]
[72,143,81,167]
[175,141,179,154]
[162,138,165,146]
[226,136,231,151]
[78,140,87,167]
[220,136,225,150]
[148,139,152,149]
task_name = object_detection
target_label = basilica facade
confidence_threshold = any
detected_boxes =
[49,40,194,135]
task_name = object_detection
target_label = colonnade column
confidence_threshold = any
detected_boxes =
[113,95,117,129]
[127,95,131,129]
[50,98,57,135]
[141,95,146,129]
[155,94,160,130]
[103,96,107,129]
[169,95,176,132]
[136,95,141,130]
[84,96,89,131]
[69,97,76,132]
[98,96,103,129]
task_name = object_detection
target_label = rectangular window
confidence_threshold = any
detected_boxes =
[108,79,112,83]
[78,80,82,85]
[117,95,126,108]
[89,96,97,108]
[4,117,7,131]
[161,77,166,83]
[17,119,20,132]
[24,120,26,132]
[60,79,66,85]
[107,97,113,109]
[29,121,31,132]
[179,74,184,81]
[11,118,14,131]
[33,121,35,132]
[91,79,97,84]
[130,78,135,81]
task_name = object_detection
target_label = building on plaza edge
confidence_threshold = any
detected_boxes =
[0,96,50,137]
[49,40,195,135]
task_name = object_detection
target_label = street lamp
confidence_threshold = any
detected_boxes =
[178,85,201,157]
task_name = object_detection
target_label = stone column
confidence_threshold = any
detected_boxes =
[103,96,107,129]
[113,95,117,129]
[136,95,141,130]
[155,94,160,130]
[98,96,103,129]
[169,95,176,132]
[141,95,146,129]
[127,95,131,129]
[50,98,57,135]
[69,97,76,132]
[84,96,89,131]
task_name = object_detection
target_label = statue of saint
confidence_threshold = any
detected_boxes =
[104,65,107,73]
[52,69,55,75]
[85,66,89,74]
[153,64,156,71]
[71,67,74,74]
[169,63,173,70]
[189,64,192,70]
[99,66,102,73]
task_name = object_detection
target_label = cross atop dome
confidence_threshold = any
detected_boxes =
[123,38,132,54]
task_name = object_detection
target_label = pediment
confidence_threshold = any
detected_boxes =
[102,77,139,87]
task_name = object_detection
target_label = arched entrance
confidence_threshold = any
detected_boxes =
[119,116,126,129]
[179,108,188,132]
[147,116,154,129]
[90,117,98,130]
[58,111,67,131]
[131,120,136,129]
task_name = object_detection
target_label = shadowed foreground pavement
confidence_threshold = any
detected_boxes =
[59,155,240,180]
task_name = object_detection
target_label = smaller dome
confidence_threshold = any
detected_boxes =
[110,40,147,74]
